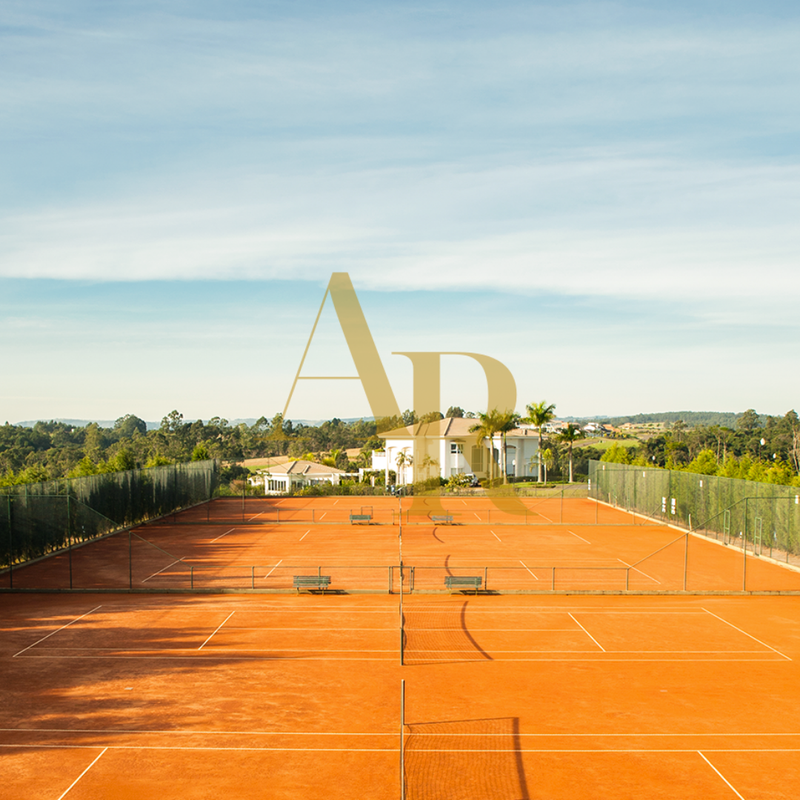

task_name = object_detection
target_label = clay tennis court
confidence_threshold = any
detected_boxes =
[3,591,800,799]
[6,496,800,593]
[3,496,800,797]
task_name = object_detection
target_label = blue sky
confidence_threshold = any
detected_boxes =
[2,1,799,424]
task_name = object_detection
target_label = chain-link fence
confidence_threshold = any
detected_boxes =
[589,461,800,561]
[0,460,218,572]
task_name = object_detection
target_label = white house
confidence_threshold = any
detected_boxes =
[371,417,540,483]
[254,460,354,495]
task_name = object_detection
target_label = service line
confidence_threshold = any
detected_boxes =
[568,529,591,544]
[519,560,539,580]
[264,560,283,579]
[56,748,108,800]
[14,606,102,658]
[210,528,236,543]
[198,611,236,650]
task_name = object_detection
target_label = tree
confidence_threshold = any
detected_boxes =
[395,449,413,485]
[445,406,465,418]
[558,423,584,483]
[469,410,504,482]
[496,410,521,483]
[523,401,557,482]
[114,414,147,438]
[737,409,761,434]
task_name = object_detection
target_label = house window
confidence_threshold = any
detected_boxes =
[450,443,463,454]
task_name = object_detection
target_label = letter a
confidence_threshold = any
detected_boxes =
[283,273,402,422]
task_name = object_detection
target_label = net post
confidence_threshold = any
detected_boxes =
[551,566,555,590]
[190,565,194,590]
[625,566,629,591]
[400,679,406,800]
[484,566,488,591]
[252,565,255,590]
[389,565,393,593]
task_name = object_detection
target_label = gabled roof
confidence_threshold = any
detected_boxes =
[258,459,346,476]
[378,417,538,440]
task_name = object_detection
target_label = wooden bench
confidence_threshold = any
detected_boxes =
[293,575,332,593]
[349,514,372,524]
[444,575,482,594]
[431,515,454,524]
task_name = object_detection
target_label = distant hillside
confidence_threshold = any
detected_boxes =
[11,416,373,431]
[591,411,742,428]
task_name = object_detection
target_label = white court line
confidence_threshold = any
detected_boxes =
[492,531,502,542]
[318,512,327,520]
[56,748,108,800]
[141,559,183,583]
[299,530,310,541]
[568,613,606,652]
[210,528,236,543]
[6,742,800,754]
[474,512,481,520]
[702,608,792,661]
[518,561,540,580]
[537,511,553,522]
[333,499,339,505]
[698,752,746,799]
[13,606,102,658]
[10,727,800,738]
[263,560,283,579]
[568,529,591,544]
[618,558,661,585]
[248,511,264,521]
[198,611,236,650]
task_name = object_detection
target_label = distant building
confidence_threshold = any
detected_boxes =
[253,460,356,495]
[371,417,540,482]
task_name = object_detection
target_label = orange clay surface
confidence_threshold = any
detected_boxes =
[4,591,800,798]
[6,496,800,593]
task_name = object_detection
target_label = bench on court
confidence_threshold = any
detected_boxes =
[444,575,482,594]
[293,575,332,593]
[431,515,454,524]
[349,514,372,524]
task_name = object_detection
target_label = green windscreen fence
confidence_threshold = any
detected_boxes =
[0,460,218,570]
[589,461,800,557]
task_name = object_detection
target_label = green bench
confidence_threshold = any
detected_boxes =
[444,575,482,594]
[431,515,454,524]
[293,575,332,593]
[349,514,372,524]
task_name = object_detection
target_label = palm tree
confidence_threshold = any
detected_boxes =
[557,423,584,483]
[469,410,503,483]
[395,449,413,485]
[524,401,557,482]
[496,410,521,483]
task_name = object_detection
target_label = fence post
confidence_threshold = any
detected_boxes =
[128,530,133,590]
[551,566,555,590]
[743,499,748,591]
[67,495,73,590]
[8,496,13,589]
[625,567,629,591]
[484,566,488,592]
[684,533,689,591]
[252,566,255,590]
[190,566,194,589]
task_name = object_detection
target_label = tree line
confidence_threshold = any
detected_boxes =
[597,408,800,486]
